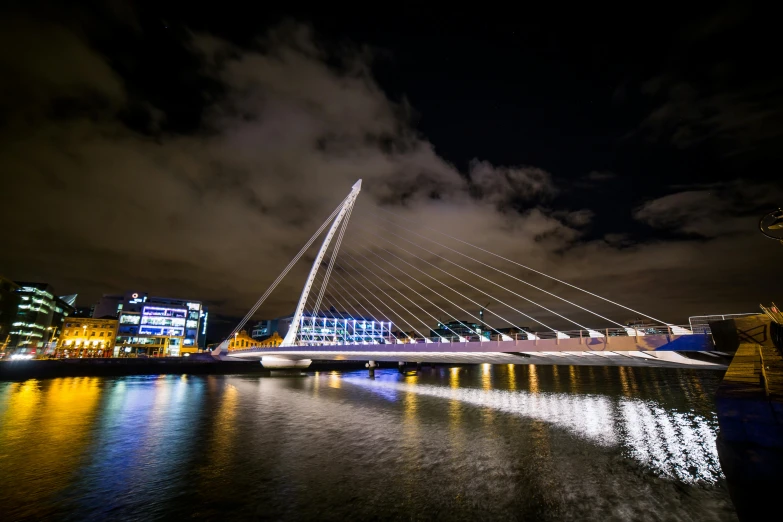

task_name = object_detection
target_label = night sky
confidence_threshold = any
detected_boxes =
[1,2,781,341]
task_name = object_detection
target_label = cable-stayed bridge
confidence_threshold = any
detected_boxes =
[219,179,727,369]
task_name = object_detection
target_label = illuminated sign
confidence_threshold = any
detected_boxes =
[141,316,186,327]
[139,326,184,336]
[131,293,138,299]
[142,306,186,319]
[187,302,201,311]
[120,314,140,324]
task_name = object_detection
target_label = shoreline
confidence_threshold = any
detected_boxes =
[0,357,382,381]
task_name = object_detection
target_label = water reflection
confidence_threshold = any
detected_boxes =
[0,378,102,515]
[0,366,730,521]
[342,369,722,484]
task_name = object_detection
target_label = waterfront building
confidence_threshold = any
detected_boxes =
[94,291,208,356]
[5,282,74,355]
[0,277,20,352]
[291,309,392,345]
[56,317,118,358]
[228,331,260,350]
[250,320,273,339]
[260,332,283,347]
[228,331,284,351]
[430,320,489,341]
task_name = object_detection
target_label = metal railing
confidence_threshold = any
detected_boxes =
[228,324,696,353]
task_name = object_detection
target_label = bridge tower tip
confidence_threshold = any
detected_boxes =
[352,179,362,190]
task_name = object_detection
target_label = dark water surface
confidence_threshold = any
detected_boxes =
[0,365,736,521]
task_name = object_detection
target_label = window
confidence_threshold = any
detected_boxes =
[64,330,70,335]
[108,333,113,337]
[91,332,95,337]
[100,332,105,337]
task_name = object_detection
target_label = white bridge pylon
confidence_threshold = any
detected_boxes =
[281,179,362,346]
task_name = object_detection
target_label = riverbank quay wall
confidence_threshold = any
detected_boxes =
[712,314,783,522]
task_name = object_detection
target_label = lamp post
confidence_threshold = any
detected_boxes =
[46,326,58,357]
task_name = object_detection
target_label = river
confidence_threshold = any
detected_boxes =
[0,365,736,521]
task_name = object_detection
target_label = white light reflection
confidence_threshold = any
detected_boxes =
[342,376,722,484]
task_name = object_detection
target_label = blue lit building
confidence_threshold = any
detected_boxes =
[99,291,208,356]
[266,308,392,346]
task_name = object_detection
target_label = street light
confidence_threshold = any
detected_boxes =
[46,326,58,357]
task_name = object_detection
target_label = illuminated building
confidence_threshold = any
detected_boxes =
[94,291,208,356]
[280,309,392,345]
[0,277,20,352]
[430,320,489,341]
[228,331,261,350]
[5,282,74,355]
[56,317,118,358]
[260,332,283,347]
[250,320,272,339]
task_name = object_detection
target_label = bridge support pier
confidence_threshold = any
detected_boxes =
[261,356,312,370]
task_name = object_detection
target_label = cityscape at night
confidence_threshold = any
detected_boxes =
[1,2,782,521]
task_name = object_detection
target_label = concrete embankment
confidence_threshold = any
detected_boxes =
[0,356,374,381]
[712,314,783,522]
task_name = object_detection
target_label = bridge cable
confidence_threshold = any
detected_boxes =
[328,268,411,343]
[340,246,474,341]
[375,205,669,326]
[364,214,615,331]
[335,256,432,340]
[344,236,503,340]
[313,203,354,315]
[217,193,351,351]
[348,224,530,337]
[325,271,399,343]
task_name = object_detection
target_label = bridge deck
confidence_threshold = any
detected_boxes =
[227,334,727,369]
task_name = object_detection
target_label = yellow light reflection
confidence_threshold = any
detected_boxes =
[627,367,640,395]
[569,365,579,393]
[529,365,539,394]
[507,364,517,391]
[328,371,341,389]
[481,363,491,390]
[618,367,631,396]
[552,365,561,393]
[0,378,102,509]
[449,367,460,389]
[202,383,238,482]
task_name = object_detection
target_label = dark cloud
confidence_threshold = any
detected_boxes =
[634,180,782,237]
[0,10,781,338]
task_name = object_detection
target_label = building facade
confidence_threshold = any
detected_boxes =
[294,309,392,345]
[56,317,118,358]
[227,331,283,351]
[250,320,273,339]
[6,282,74,355]
[430,320,489,341]
[109,291,208,357]
[0,277,20,353]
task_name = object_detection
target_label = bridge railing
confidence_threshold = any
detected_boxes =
[227,324,696,353]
